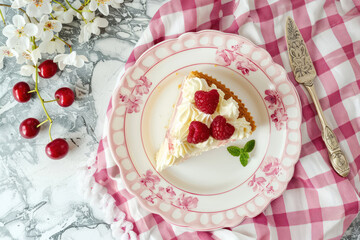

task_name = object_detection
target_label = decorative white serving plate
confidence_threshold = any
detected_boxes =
[108,30,302,230]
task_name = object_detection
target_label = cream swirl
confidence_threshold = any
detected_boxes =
[219,97,240,119]
[171,139,194,158]
[170,103,197,140]
[182,77,208,101]
[155,139,176,171]
[229,118,251,139]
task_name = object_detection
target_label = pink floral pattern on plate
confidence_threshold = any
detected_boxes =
[263,156,281,176]
[134,75,152,95]
[139,170,199,210]
[119,75,152,113]
[264,89,288,130]
[248,156,283,195]
[140,169,160,190]
[248,175,267,192]
[215,45,258,75]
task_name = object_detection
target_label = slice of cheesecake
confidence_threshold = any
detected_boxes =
[155,71,256,171]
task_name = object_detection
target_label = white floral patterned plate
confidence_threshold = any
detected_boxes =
[108,30,302,230]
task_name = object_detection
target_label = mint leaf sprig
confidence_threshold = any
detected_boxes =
[227,140,255,166]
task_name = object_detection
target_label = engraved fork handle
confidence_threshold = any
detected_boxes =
[305,84,350,177]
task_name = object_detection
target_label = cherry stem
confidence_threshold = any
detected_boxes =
[37,119,48,128]
[54,35,72,52]
[34,66,53,141]
[49,122,53,141]
[43,99,58,103]
[0,8,6,26]
[0,4,31,23]
[28,90,36,93]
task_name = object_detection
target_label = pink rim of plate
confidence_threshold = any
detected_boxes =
[107,30,302,230]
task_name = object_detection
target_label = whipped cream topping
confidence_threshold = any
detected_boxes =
[155,76,251,171]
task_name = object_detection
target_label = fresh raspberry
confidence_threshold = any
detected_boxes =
[210,115,235,140]
[194,89,219,114]
[187,121,210,144]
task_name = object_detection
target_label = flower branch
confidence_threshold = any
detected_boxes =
[64,0,87,22]
[54,35,72,51]
[0,4,31,22]
[52,0,67,10]
[0,9,5,26]
[5,0,112,159]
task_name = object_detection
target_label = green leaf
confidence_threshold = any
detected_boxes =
[240,152,249,166]
[227,146,241,156]
[244,140,255,153]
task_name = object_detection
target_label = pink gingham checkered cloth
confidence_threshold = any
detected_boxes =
[84,0,360,239]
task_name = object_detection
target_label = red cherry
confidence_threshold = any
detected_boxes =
[19,118,40,139]
[55,87,75,107]
[13,82,31,102]
[45,138,69,160]
[38,60,58,78]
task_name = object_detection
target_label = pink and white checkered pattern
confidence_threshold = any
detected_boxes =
[87,0,360,239]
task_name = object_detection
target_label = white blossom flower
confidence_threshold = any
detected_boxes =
[77,6,95,20]
[11,0,27,8]
[53,51,88,70]
[30,48,41,64]
[39,38,65,54]
[20,64,37,81]
[89,0,117,16]
[52,2,78,24]
[16,48,41,65]
[0,47,18,69]
[2,15,38,51]
[36,16,62,42]
[12,0,52,18]
[112,0,124,8]
[16,50,32,64]
[79,17,108,43]
[27,0,52,18]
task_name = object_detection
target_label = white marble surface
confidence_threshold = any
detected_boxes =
[0,0,358,239]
